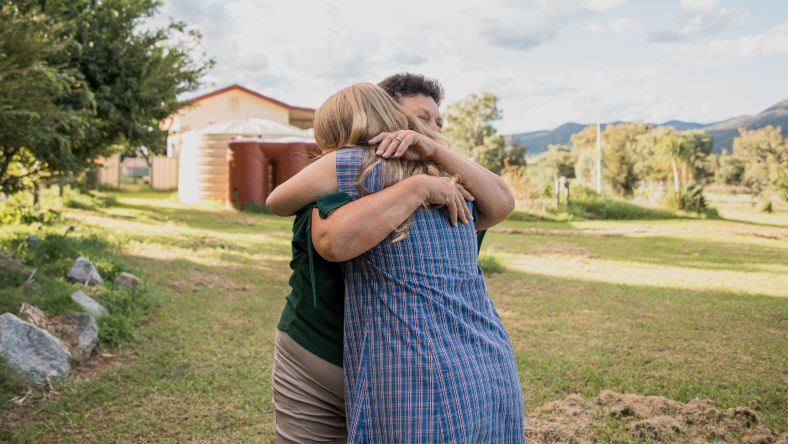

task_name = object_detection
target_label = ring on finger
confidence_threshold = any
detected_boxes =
[395,135,404,141]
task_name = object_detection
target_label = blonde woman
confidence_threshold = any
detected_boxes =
[268,83,525,442]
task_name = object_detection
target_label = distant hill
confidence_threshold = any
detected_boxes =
[505,99,788,155]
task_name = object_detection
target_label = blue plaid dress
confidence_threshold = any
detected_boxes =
[337,147,526,443]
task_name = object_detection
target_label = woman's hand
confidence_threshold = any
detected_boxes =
[414,175,474,226]
[369,130,442,161]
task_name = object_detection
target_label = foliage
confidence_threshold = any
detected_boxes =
[0,0,213,195]
[661,182,716,216]
[602,123,650,195]
[478,254,506,274]
[0,192,62,225]
[732,125,787,196]
[757,198,773,213]
[714,150,745,185]
[535,144,575,181]
[443,93,526,173]
[775,164,788,202]
[0,3,90,194]
[683,130,714,183]
[97,286,155,346]
[63,187,118,210]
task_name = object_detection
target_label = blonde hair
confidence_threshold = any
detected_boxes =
[313,83,451,241]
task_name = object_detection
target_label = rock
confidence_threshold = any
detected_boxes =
[70,291,108,318]
[18,303,48,328]
[0,313,71,384]
[114,272,141,288]
[70,313,99,358]
[66,256,103,286]
[26,235,41,249]
[50,312,98,360]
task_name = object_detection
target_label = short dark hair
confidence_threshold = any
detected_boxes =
[378,73,445,106]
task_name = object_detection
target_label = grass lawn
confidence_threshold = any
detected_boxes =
[2,190,786,442]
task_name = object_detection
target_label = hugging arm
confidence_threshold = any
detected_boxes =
[370,132,515,230]
[265,152,338,216]
[312,174,472,262]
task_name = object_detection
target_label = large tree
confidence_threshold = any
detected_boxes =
[732,125,787,195]
[1,0,212,194]
[602,122,649,195]
[0,3,89,194]
[443,93,525,174]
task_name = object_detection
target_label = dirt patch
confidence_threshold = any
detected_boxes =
[493,226,652,237]
[734,229,788,240]
[527,242,594,259]
[526,390,787,443]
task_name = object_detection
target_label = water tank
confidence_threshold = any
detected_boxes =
[178,119,315,204]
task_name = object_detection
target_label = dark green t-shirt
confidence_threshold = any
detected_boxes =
[276,192,486,367]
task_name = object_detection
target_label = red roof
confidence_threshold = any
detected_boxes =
[187,84,315,113]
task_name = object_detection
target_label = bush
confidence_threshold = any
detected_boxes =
[0,193,61,225]
[758,198,773,213]
[566,185,678,220]
[479,253,506,274]
[63,188,117,210]
[96,286,155,347]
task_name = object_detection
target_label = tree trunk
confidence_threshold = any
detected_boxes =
[33,181,41,207]
[671,159,680,193]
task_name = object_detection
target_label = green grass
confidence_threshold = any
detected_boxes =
[1,189,786,442]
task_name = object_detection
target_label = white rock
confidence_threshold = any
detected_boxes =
[0,313,71,384]
[66,257,103,286]
[70,291,108,318]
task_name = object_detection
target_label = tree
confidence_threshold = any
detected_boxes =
[443,93,525,173]
[1,0,213,195]
[602,122,649,195]
[541,144,575,179]
[714,150,744,185]
[0,3,89,194]
[732,126,787,195]
[569,123,649,195]
[682,130,714,184]
[570,125,597,184]
[633,126,673,182]
[656,130,692,193]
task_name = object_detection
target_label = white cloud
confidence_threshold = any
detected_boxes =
[650,1,748,42]
[671,20,788,63]
[680,0,719,14]
[151,0,787,133]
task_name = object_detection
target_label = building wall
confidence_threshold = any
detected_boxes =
[174,90,290,133]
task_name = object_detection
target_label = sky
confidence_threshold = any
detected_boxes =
[155,0,788,134]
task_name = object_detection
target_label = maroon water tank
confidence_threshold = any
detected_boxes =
[227,139,319,208]
[227,139,267,207]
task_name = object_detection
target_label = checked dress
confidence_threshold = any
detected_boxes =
[337,147,526,443]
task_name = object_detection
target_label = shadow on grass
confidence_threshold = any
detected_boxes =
[485,228,787,274]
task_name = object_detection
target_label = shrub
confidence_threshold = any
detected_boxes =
[567,185,677,220]
[96,286,156,347]
[479,253,506,274]
[0,193,61,225]
[758,198,773,213]
[63,188,117,210]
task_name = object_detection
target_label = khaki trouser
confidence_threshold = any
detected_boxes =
[271,331,347,443]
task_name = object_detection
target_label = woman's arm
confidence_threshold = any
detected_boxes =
[369,131,515,230]
[311,174,471,262]
[265,152,338,216]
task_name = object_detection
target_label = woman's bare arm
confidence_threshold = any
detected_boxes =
[369,131,515,230]
[311,174,471,262]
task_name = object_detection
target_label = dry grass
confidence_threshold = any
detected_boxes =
[2,190,786,442]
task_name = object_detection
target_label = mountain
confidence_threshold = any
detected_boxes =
[505,99,788,156]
